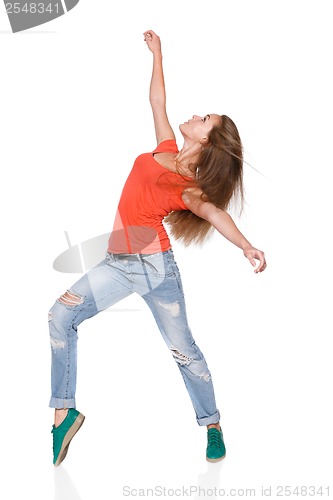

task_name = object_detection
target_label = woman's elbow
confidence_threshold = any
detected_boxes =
[149,96,166,108]
[207,207,230,227]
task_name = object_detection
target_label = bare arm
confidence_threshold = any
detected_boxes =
[143,30,176,145]
[182,189,267,273]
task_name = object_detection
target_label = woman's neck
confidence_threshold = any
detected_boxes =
[175,141,202,176]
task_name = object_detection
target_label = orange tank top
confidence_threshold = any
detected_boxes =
[107,139,190,254]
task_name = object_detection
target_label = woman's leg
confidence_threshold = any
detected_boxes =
[136,250,220,426]
[48,253,133,412]
[137,250,226,461]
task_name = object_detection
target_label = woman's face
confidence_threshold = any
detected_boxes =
[180,114,221,144]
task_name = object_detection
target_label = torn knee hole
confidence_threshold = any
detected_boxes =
[57,290,84,306]
[200,372,212,383]
[158,301,180,318]
[50,337,66,350]
[170,347,193,366]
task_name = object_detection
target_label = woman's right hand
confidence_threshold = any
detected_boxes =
[143,30,162,55]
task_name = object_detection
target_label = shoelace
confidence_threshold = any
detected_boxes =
[208,429,222,448]
[51,425,56,453]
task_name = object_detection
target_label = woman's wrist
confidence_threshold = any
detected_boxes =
[152,51,162,60]
[242,243,253,252]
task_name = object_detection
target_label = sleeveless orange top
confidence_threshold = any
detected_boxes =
[107,139,190,254]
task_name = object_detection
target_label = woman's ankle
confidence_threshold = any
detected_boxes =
[54,408,69,427]
[207,422,221,431]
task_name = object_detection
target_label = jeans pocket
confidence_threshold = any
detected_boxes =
[141,253,175,278]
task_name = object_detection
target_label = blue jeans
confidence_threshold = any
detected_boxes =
[48,249,220,426]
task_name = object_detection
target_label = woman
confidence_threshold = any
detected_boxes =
[49,30,266,467]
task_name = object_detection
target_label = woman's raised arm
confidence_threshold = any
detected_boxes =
[143,30,176,145]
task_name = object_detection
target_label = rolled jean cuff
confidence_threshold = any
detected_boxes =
[197,410,221,426]
[49,397,76,409]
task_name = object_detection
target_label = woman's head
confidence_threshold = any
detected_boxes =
[196,114,244,210]
[166,114,244,245]
[179,114,222,146]
[180,113,244,210]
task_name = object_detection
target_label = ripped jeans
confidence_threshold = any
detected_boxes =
[48,249,220,426]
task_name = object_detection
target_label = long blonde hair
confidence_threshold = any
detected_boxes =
[164,115,244,245]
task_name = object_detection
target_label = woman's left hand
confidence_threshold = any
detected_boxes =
[143,30,162,55]
[243,246,267,273]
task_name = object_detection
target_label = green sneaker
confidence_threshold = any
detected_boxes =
[206,427,226,462]
[51,409,85,466]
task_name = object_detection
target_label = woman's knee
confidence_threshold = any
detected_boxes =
[170,345,212,382]
[48,290,84,336]
[57,290,84,307]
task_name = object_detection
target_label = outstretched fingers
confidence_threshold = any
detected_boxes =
[254,252,267,273]
[244,247,267,273]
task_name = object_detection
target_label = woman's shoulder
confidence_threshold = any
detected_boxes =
[152,138,179,154]
[182,186,203,199]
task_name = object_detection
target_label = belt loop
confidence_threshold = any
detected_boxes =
[139,254,153,292]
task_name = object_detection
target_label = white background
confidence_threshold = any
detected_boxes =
[1,1,332,499]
